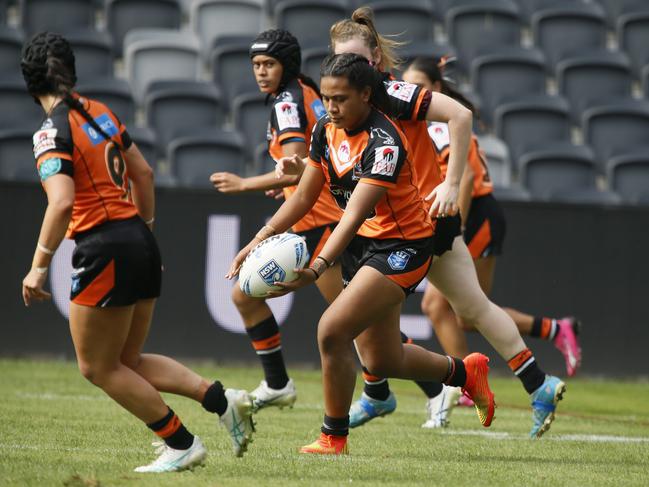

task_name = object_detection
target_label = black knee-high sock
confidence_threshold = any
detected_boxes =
[147,407,194,450]
[246,315,289,389]
[400,331,444,398]
[201,381,228,416]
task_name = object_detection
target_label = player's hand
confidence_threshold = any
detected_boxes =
[22,268,51,307]
[210,172,246,193]
[425,180,459,218]
[265,188,285,201]
[266,268,317,298]
[275,154,305,178]
[226,238,261,279]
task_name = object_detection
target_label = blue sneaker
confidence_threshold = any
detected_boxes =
[530,375,566,438]
[349,392,397,428]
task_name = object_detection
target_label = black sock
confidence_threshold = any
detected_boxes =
[530,317,557,341]
[201,381,228,416]
[416,380,444,398]
[507,349,546,394]
[321,414,349,437]
[443,356,467,388]
[362,366,390,401]
[246,316,289,389]
[147,407,194,450]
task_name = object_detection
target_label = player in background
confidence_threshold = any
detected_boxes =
[20,32,254,472]
[209,30,343,412]
[228,53,496,455]
[402,56,582,415]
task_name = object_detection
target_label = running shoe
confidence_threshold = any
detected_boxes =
[530,375,566,438]
[134,436,207,473]
[220,389,255,457]
[457,394,475,407]
[349,392,397,428]
[251,379,297,412]
[422,385,461,428]
[299,432,348,455]
[461,353,496,427]
[553,317,582,377]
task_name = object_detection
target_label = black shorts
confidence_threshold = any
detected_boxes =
[432,214,462,257]
[295,223,336,266]
[340,235,433,296]
[464,193,506,259]
[71,217,162,307]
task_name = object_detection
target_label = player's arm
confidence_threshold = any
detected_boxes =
[123,143,155,227]
[458,161,474,228]
[22,173,74,306]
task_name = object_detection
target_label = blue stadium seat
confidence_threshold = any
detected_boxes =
[617,11,649,78]
[66,29,114,83]
[0,27,22,82]
[275,0,348,49]
[168,131,247,188]
[210,41,258,108]
[531,1,607,68]
[0,128,38,182]
[76,78,136,126]
[0,79,43,131]
[607,152,649,204]
[232,92,271,157]
[371,0,435,44]
[21,0,96,36]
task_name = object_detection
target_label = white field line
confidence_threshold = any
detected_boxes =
[14,392,109,401]
[440,429,649,443]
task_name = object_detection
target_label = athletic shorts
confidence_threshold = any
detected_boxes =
[464,193,506,259]
[294,223,336,266]
[340,235,434,296]
[71,216,162,307]
[432,214,462,257]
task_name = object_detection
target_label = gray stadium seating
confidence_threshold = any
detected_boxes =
[127,126,157,172]
[0,79,43,131]
[0,27,22,81]
[1,0,8,25]
[20,0,96,36]
[301,47,329,84]
[168,131,246,188]
[643,65,649,99]
[545,187,621,205]
[617,11,649,78]
[512,0,563,23]
[210,41,259,107]
[595,0,649,27]
[492,184,531,201]
[76,78,136,126]
[275,0,348,49]
[232,91,271,157]
[531,1,607,68]
[0,128,37,182]
[253,142,275,175]
[519,144,597,200]
[607,153,649,204]
[371,1,435,44]
[476,134,511,187]
[66,29,114,83]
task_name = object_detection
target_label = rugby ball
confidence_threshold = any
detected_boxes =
[239,233,310,297]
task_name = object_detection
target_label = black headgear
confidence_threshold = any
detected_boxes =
[249,29,301,90]
[21,31,77,98]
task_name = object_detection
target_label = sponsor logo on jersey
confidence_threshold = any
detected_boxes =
[387,81,416,102]
[387,250,411,271]
[371,145,399,177]
[428,122,450,152]
[258,259,286,287]
[275,101,300,131]
[311,99,327,120]
[81,113,119,146]
[33,128,58,158]
[370,127,395,145]
[38,157,62,181]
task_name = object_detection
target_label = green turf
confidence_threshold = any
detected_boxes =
[0,359,648,486]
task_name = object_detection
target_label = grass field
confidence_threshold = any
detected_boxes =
[1,359,648,486]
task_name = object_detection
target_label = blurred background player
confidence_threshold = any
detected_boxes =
[209,29,343,412]
[20,32,254,472]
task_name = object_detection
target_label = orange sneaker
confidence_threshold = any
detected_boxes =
[462,353,496,427]
[299,433,348,455]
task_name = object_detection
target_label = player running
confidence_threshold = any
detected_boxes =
[20,32,254,472]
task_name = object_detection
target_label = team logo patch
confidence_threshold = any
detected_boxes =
[428,122,450,152]
[311,99,327,120]
[38,157,62,181]
[258,259,286,286]
[276,91,294,102]
[82,113,119,146]
[370,127,395,145]
[387,81,416,102]
[371,145,399,177]
[337,140,351,163]
[33,128,58,158]
[387,250,411,271]
[275,101,300,131]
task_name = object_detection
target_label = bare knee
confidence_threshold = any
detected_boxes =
[421,289,449,322]
[317,314,353,357]
[231,285,262,313]
[361,353,393,378]
[454,297,491,328]
[120,353,142,370]
[77,361,116,387]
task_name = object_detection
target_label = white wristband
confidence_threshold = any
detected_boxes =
[34,266,48,275]
[37,243,54,255]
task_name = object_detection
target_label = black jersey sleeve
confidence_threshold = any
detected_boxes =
[384,79,431,121]
[270,88,308,142]
[359,119,407,186]
[307,115,329,165]
[33,108,75,181]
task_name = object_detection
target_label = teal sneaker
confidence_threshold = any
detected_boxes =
[349,392,397,428]
[530,375,566,438]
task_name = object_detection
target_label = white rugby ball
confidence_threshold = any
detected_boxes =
[239,233,310,297]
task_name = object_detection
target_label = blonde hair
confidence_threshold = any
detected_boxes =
[329,6,404,72]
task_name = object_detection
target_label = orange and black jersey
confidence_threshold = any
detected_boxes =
[307,108,434,241]
[267,78,341,232]
[428,122,493,198]
[32,94,137,239]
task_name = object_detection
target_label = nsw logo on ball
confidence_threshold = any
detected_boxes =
[258,259,286,286]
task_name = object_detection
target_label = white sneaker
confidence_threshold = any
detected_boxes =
[220,388,255,457]
[134,436,207,473]
[421,385,462,429]
[251,379,297,412]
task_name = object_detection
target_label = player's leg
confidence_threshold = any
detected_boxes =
[421,283,469,357]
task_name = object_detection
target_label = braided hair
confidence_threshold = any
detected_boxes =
[21,31,121,147]
[320,53,391,115]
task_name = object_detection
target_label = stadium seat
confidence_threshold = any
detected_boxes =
[531,1,607,68]
[643,65,649,98]
[519,144,597,199]
[0,27,23,81]
[20,0,96,36]
[556,51,633,122]
[127,126,157,171]
[617,11,649,78]
[476,134,511,187]
[76,78,136,126]
[168,131,247,188]
[232,91,271,156]
[0,0,7,25]
[607,152,649,204]
[446,0,522,73]
[210,41,259,107]
[512,0,562,23]
[394,41,457,77]
[492,184,531,201]
[582,101,649,172]
[301,47,329,84]
[145,80,226,155]
[0,79,43,131]
[253,142,275,175]
[0,128,38,182]
[595,0,649,27]
[470,47,546,125]
[106,0,182,57]
[124,32,201,103]
[494,95,571,172]
[370,1,435,44]
[66,29,114,83]
[275,0,348,49]
[545,187,621,205]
